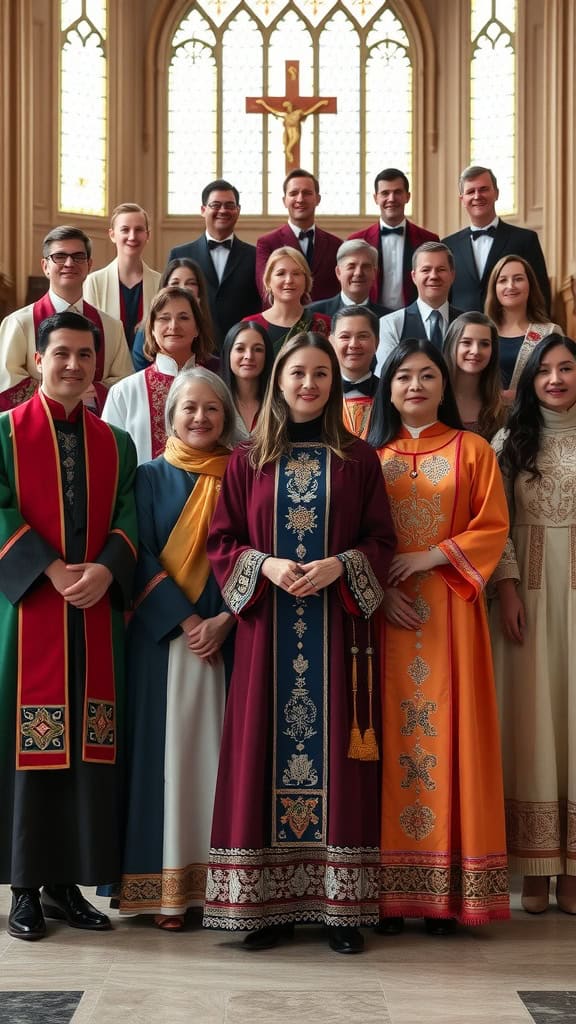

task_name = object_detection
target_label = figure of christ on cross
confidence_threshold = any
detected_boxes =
[246,61,337,171]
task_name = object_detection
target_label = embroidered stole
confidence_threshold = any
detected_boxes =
[273,445,329,847]
[143,364,172,459]
[342,396,374,440]
[11,392,119,769]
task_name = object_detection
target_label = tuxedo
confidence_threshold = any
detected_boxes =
[376,300,463,374]
[305,295,390,320]
[442,219,551,315]
[168,236,261,348]
[348,220,439,308]
[256,224,342,303]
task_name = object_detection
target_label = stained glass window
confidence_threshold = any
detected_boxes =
[166,1,414,216]
[470,0,516,213]
[59,1,107,215]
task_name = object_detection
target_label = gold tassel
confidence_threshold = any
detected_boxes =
[347,623,364,758]
[360,628,379,760]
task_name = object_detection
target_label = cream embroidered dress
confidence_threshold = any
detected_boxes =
[491,403,576,875]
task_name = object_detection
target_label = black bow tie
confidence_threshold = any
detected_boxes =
[380,226,404,236]
[207,238,232,250]
[342,377,373,396]
[299,230,314,241]
[470,226,496,241]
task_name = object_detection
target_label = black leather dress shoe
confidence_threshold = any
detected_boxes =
[327,926,364,954]
[242,924,294,951]
[374,916,404,935]
[424,916,457,936]
[8,888,46,940]
[41,884,111,930]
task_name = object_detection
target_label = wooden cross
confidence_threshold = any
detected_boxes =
[246,61,337,173]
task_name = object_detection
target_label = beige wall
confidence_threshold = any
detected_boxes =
[1,0,574,328]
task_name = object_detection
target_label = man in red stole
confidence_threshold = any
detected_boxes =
[0,226,133,414]
[330,306,380,440]
[0,311,138,940]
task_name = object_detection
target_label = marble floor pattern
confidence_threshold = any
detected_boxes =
[0,881,574,1024]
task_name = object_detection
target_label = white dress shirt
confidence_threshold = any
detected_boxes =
[380,218,406,311]
[470,217,499,277]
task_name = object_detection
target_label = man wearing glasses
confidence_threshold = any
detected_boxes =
[0,226,133,413]
[168,179,261,349]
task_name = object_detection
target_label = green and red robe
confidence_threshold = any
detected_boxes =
[0,390,137,887]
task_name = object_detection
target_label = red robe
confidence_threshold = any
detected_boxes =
[204,437,396,930]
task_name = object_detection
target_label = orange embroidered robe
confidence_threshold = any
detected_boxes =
[342,396,374,440]
[376,424,510,925]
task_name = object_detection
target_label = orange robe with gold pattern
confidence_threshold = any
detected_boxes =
[376,424,510,925]
[342,396,374,440]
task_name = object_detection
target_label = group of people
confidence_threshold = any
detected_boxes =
[0,162,574,955]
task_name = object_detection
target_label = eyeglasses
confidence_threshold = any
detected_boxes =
[205,202,238,211]
[45,251,89,265]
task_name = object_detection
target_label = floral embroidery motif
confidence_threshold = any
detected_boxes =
[381,456,409,485]
[408,656,430,686]
[389,485,445,547]
[412,595,431,623]
[523,436,576,524]
[285,453,322,504]
[223,549,268,613]
[282,753,319,786]
[400,697,437,737]
[56,428,78,509]
[527,525,544,590]
[86,701,115,746]
[280,796,320,839]
[399,801,436,840]
[419,455,451,486]
[339,549,384,617]
[144,366,171,459]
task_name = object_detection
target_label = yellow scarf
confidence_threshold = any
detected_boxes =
[161,436,230,602]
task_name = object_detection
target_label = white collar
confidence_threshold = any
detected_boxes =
[50,289,84,313]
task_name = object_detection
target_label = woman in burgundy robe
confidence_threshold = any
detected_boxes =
[204,331,396,954]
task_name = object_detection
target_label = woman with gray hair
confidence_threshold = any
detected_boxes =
[118,367,237,930]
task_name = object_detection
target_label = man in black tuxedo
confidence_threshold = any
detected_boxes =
[443,165,551,315]
[167,179,261,348]
[376,242,463,373]
[305,239,389,319]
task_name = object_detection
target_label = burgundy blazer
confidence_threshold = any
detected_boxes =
[348,220,439,307]
[256,224,343,304]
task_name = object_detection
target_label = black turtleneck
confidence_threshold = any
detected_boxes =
[287,415,324,442]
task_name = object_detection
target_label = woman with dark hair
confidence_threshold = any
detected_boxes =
[220,320,274,438]
[102,286,217,463]
[119,368,238,930]
[368,338,510,933]
[132,258,215,371]
[204,332,396,954]
[490,333,576,915]
[243,247,331,354]
[442,311,505,440]
[484,254,562,404]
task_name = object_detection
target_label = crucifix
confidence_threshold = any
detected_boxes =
[246,61,337,173]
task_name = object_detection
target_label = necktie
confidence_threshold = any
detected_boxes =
[470,226,496,241]
[342,377,373,396]
[380,226,404,236]
[207,239,232,250]
[428,309,443,349]
[299,229,314,267]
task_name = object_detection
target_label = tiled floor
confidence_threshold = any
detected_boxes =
[0,882,574,1023]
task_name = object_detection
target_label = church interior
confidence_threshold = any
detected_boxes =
[1,0,575,1021]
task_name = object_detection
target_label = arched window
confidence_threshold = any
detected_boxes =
[166,0,414,216]
[59,0,108,215]
[470,0,516,213]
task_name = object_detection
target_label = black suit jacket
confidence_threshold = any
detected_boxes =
[168,236,261,348]
[442,220,551,315]
[305,295,390,321]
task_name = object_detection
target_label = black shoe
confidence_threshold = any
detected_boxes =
[424,916,457,936]
[41,884,111,931]
[327,926,364,954]
[8,888,46,941]
[242,924,294,951]
[374,916,404,935]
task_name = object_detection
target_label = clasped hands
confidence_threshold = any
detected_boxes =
[46,559,113,609]
[261,555,343,595]
[180,612,234,665]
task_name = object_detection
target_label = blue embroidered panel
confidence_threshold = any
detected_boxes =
[272,446,329,847]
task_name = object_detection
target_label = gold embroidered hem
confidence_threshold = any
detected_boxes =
[504,798,576,875]
[379,851,509,925]
[222,548,268,613]
[119,864,207,913]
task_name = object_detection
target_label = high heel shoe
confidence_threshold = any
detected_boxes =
[521,875,550,914]
[556,874,576,914]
